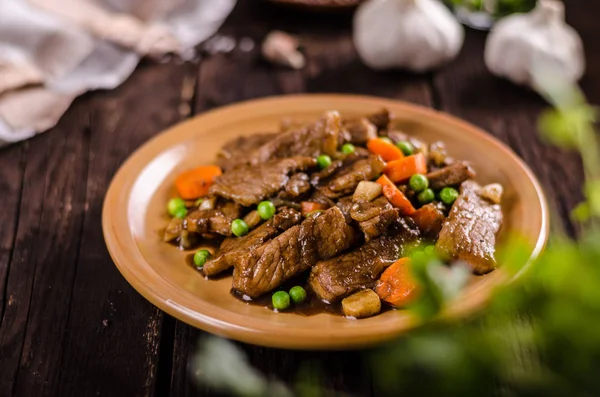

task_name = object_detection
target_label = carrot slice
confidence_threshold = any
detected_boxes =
[175,165,222,199]
[376,175,416,215]
[367,138,405,162]
[383,153,428,183]
[375,258,419,307]
[301,201,329,217]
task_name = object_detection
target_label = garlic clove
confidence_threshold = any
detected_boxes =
[353,0,464,72]
[484,0,585,89]
[261,30,306,69]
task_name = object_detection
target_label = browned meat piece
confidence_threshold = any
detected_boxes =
[335,196,354,223]
[426,162,476,190]
[350,197,399,241]
[164,217,184,242]
[278,173,312,200]
[411,203,446,238]
[428,141,449,168]
[309,221,420,302]
[317,155,385,199]
[232,207,358,298]
[247,111,341,165]
[435,181,503,275]
[366,108,392,131]
[210,156,317,206]
[342,118,377,145]
[185,201,244,236]
[203,208,302,276]
[215,132,278,171]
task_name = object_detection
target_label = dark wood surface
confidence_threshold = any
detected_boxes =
[0,1,596,396]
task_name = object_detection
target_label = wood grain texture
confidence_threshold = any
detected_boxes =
[55,62,192,397]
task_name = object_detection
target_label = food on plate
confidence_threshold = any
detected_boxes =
[163,109,504,319]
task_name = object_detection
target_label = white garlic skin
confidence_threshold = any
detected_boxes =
[485,0,585,87]
[353,0,464,72]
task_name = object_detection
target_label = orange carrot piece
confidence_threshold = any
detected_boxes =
[367,138,405,162]
[175,165,222,199]
[301,201,329,217]
[376,175,416,215]
[383,153,428,183]
[375,258,419,307]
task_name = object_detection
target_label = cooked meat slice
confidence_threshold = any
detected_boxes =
[164,217,184,242]
[247,111,341,165]
[210,156,317,206]
[215,132,278,171]
[426,162,476,190]
[435,181,503,275]
[366,108,392,131]
[428,141,449,168]
[342,118,377,145]
[185,200,244,236]
[203,208,301,276]
[411,203,446,238]
[309,222,419,302]
[335,196,354,223]
[232,207,358,298]
[278,173,312,200]
[310,160,345,186]
[317,155,385,199]
[350,196,399,241]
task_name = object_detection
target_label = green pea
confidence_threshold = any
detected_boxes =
[174,207,188,219]
[257,201,276,220]
[231,219,249,237]
[168,198,186,216]
[440,187,459,205]
[417,188,435,205]
[396,141,414,156]
[424,245,435,255]
[409,174,429,192]
[316,155,332,170]
[272,291,291,310]
[193,249,211,268]
[379,137,393,144]
[289,286,307,304]
[341,143,356,155]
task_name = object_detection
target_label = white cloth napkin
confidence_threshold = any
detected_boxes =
[0,0,236,145]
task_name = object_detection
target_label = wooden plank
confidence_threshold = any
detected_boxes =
[0,101,89,397]
[0,144,25,327]
[431,30,584,236]
[0,143,26,397]
[9,102,90,397]
[56,62,192,397]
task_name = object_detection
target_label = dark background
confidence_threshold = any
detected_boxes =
[0,0,596,396]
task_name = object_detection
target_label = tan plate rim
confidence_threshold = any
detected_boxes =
[102,94,550,350]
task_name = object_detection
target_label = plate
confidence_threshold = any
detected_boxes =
[102,94,549,350]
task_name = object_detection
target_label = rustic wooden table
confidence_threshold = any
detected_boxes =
[0,1,596,396]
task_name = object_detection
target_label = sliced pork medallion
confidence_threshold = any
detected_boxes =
[215,132,279,171]
[342,117,377,145]
[317,154,385,199]
[203,208,302,276]
[232,207,358,298]
[350,196,399,241]
[309,222,420,302]
[247,111,341,165]
[426,162,476,190]
[210,156,317,206]
[435,181,503,275]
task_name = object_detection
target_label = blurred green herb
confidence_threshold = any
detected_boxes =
[191,73,600,397]
[447,0,536,18]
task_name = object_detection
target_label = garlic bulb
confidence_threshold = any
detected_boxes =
[353,0,464,72]
[485,0,585,88]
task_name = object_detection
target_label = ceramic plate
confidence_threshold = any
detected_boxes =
[102,94,549,350]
